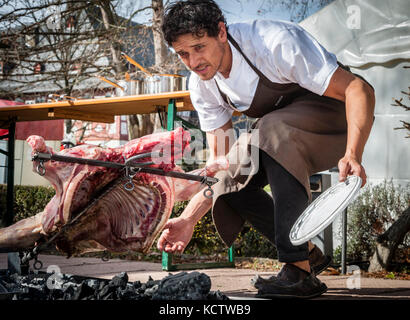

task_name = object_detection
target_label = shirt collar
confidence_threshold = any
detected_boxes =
[215,40,239,81]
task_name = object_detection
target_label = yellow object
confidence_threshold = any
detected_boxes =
[98,76,125,91]
[121,53,182,78]
[0,91,203,123]
[121,53,153,77]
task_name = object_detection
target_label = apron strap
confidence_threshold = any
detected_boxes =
[227,33,273,86]
[215,33,276,110]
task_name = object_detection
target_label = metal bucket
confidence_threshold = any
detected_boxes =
[115,75,186,96]
[128,80,145,95]
[144,76,186,94]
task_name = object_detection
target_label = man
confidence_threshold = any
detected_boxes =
[157,0,375,298]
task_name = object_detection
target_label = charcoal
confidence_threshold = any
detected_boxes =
[0,278,18,291]
[102,292,115,300]
[72,282,95,300]
[62,285,76,300]
[0,270,229,300]
[23,286,47,300]
[146,276,161,288]
[0,282,7,294]
[98,281,106,291]
[117,284,139,300]
[151,272,211,300]
[98,283,116,299]
[207,290,230,300]
[144,284,159,297]
[109,272,128,288]
[9,273,21,284]
[61,282,75,292]
[48,288,64,300]
[132,280,142,289]
[85,279,100,290]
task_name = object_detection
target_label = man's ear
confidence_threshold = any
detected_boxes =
[218,21,228,42]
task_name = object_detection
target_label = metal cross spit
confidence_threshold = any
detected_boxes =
[20,151,219,268]
[31,151,218,198]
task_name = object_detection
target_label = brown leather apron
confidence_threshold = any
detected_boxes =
[211,34,350,247]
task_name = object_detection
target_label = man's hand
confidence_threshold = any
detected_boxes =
[324,67,374,189]
[157,217,195,254]
[338,154,367,187]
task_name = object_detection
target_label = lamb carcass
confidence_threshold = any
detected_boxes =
[0,128,228,256]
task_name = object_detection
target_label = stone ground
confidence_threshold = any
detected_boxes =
[1,253,409,300]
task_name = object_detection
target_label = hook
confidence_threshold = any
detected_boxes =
[124,179,135,192]
[36,161,46,176]
[33,257,43,270]
[123,165,138,192]
[203,186,214,199]
[101,251,110,262]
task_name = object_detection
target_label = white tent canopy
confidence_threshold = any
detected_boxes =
[300,0,410,186]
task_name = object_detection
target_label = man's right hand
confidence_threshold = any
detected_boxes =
[157,217,195,254]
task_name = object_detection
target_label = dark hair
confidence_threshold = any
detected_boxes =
[162,0,227,46]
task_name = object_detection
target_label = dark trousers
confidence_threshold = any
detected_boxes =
[221,150,309,263]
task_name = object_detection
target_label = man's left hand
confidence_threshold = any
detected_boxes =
[338,155,367,187]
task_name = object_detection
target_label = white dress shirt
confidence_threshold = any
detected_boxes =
[188,20,339,132]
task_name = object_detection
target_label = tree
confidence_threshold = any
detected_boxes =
[0,0,124,142]
[392,70,410,138]
[368,66,410,272]
[368,207,410,272]
[151,0,168,71]
[283,0,335,22]
[121,0,185,139]
[0,1,112,98]
[0,0,173,141]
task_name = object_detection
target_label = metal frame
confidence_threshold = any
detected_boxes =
[0,119,16,227]
[161,99,235,271]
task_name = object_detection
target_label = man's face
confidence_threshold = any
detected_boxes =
[172,23,231,80]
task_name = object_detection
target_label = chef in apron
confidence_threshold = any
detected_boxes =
[157,0,375,298]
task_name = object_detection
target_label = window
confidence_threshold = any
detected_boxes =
[34,63,45,74]
[1,61,16,75]
[66,16,77,29]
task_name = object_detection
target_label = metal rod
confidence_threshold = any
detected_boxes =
[32,152,218,185]
[131,166,218,185]
[124,151,162,164]
[33,153,125,169]
[34,152,159,170]
[5,121,15,227]
[341,208,347,274]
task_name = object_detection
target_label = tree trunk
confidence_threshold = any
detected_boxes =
[127,0,168,140]
[368,206,410,272]
[98,0,127,76]
[151,0,168,70]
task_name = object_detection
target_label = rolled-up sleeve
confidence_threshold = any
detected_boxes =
[269,26,338,96]
[189,76,233,132]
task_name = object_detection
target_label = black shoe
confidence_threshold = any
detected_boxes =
[309,245,332,275]
[252,246,331,285]
[252,264,327,299]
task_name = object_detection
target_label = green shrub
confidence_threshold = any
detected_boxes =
[345,179,410,261]
[234,225,277,258]
[0,184,277,258]
[170,200,277,258]
[0,184,55,227]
